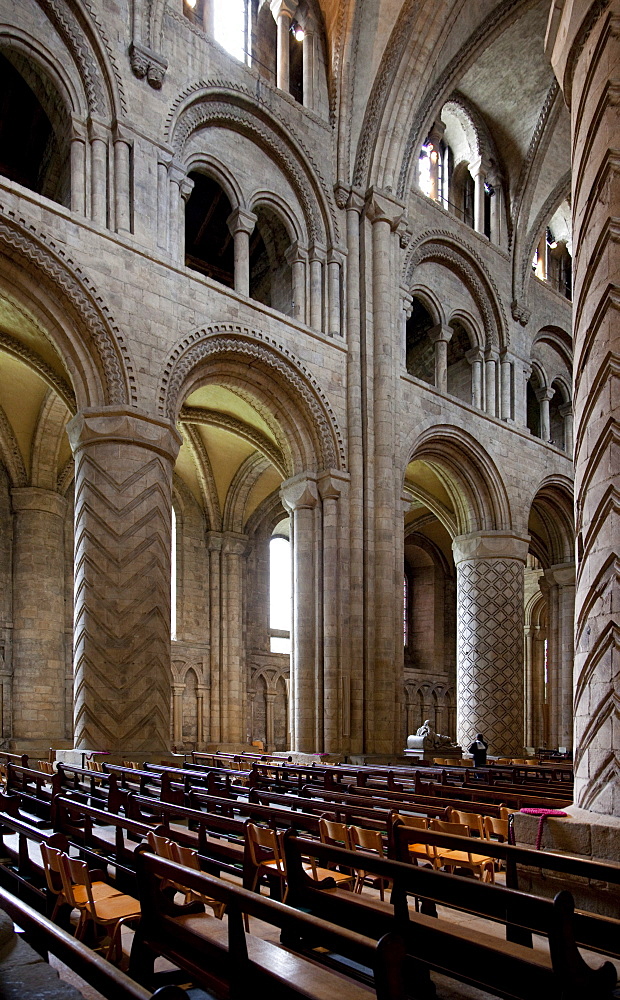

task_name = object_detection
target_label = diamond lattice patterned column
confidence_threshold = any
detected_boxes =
[453,532,529,756]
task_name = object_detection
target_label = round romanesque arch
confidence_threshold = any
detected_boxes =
[159,326,346,476]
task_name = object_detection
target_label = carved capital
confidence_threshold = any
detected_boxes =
[465,347,484,365]
[180,176,195,203]
[285,241,308,265]
[129,42,168,89]
[452,530,530,565]
[535,386,556,403]
[206,531,224,554]
[544,562,576,588]
[270,0,298,22]
[222,532,249,557]
[428,324,453,345]
[309,242,327,262]
[365,187,405,229]
[280,472,319,512]
[511,299,531,326]
[88,119,108,144]
[226,208,257,237]
[67,407,182,464]
[318,469,349,501]
[113,122,133,148]
[11,487,67,518]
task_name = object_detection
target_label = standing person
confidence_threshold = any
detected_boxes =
[468,733,488,767]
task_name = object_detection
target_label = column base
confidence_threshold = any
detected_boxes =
[513,805,620,917]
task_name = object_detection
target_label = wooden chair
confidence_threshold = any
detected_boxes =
[449,808,485,837]
[59,853,141,963]
[349,825,390,901]
[318,817,351,850]
[169,843,226,918]
[40,843,120,922]
[390,814,431,866]
[483,815,509,842]
[38,761,55,775]
[428,818,495,882]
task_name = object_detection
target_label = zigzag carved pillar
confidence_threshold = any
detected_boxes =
[453,532,529,756]
[548,2,620,813]
[67,408,181,753]
[11,488,67,747]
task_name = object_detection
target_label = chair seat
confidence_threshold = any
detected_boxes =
[438,850,494,865]
[85,893,141,922]
[73,881,123,906]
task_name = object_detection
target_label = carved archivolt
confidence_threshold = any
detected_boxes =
[0,206,135,407]
[159,325,346,473]
[404,230,507,347]
[0,404,26,487]
[167,85,338,243]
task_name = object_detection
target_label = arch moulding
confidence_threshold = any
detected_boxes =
[159,325,346,475]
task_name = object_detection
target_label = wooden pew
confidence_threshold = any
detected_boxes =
[282,832,619,1000]
[0,883,186,1000]
[0,795,69,903]
[130,850,407,1000]
[5,762,59,824]
[248,786,449,830]
[301,783,504,820]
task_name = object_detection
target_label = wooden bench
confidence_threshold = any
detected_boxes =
[0,882,186,1000]
[130,850,407,1000]
[282,832,619,1000]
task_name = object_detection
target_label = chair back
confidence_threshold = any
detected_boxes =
[60,855,95,910]
[246,823,284,872]
[38,761,55,774]
[430,818,469,838]
[483,815,509,841]
[392,813,427,830]
[146,831,174,859]
[449,809,484,836]
[319,818,351,849]
[170,843,200,871]
[349,826,384,856]
[40,843,65,895]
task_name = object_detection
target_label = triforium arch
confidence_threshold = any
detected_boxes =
[404,424,528,757]
[525,474,575,754]
[161,325,348,754]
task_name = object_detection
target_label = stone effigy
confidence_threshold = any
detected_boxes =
[406,720,459,751]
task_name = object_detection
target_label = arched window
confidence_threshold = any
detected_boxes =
[0,51,70,206]
[214,0,248,61]
[184,172,235,286]
[249,207,293,315]
[446,320,473,403]
[532,203,572,301]
[405,298,436,384]
[270,535,291,654]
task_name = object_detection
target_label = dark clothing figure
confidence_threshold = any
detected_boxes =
[468,734,488,767]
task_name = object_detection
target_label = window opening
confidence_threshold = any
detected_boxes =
[270,536,291,654]
[213,0,248,62]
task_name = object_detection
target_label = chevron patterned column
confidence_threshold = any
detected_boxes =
[11,488,67,748]
[453,532,530,757]
[67,408,181,753]
[548,1,620,813]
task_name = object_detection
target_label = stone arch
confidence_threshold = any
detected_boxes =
[404,232,507,348]
[159,325,346,475]
[0,210,134,408]
[249,191,305,245]
[185,153,245,211]
[405,425,513,535]
[514,171,571,314]
[223,453,271,533]
[0,25,85,118]
[0,405,27,487]
[408,285,445,327]
[527,476,574,568]
[447,309,483,351]
[166,85,338,244]
[33,0,125,118]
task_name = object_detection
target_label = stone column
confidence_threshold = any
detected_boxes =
[113,125,132,234]
[543,563,575,751]
[67,408,181,753]
[466,348,484,409]
[157,154,172,251]
[536,386,554,443]
[70,121,87,216]
[524,624,534,748]
[302,14,316,110]
[196,684,208,746]
[271,0,298,92]
[487,169,502,245]
[309,243,325,331]
[452,531,529,756]
[207,532,223,743]
[499,350,513,421]
[221,533,248,743]
[484,349,498,417]
[281,473,318,753]
[429,324,452,394]
[169,163,194,264]
[327,249,344,337]
[265,691,276,750]
[427,120,445,202]
[227,208,257,297]
[318,471,347,753]
[285,242,308,323]
[89,120,108,227]
[559,402,574,456]
[11,488,67,748]
[172,684,184,745]
[468,156,488,235]
[366,189,404,753]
